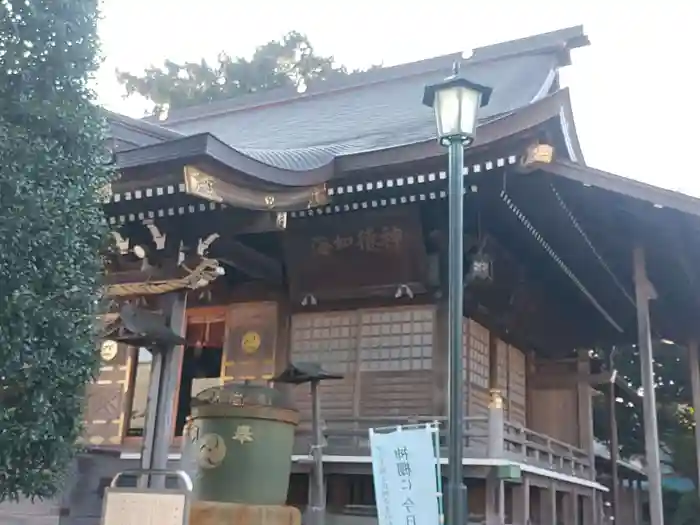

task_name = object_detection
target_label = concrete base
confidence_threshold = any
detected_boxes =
[190,501,301,525]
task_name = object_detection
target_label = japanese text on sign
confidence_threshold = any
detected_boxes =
[394,446,416,525]
[369,426,440,525]
[311,226,403,256]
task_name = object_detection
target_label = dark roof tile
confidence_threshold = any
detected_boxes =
[112,26,588,174]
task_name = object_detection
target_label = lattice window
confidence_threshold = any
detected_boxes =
[358,307,433,371]
[358,306,434,417]
[290,312,358,374]
[290,312,358,419]
[462,319,469,384]
[508,345,527,426]
[496,339,510,418]
[468,320,490,389]
[496,340,508,392]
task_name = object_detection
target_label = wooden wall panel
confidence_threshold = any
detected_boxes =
[222,302,278,381]
[83,341,130,446]
[290,311,358,420]
[290,306,435,421]
[529,387,578,445]
[361,371,432,417]
[528,359,579,446]
[508,345,527,427]
[496,339,509,419]
[467,319,490,446]
[489,337,528,427]
[357,307,434,417]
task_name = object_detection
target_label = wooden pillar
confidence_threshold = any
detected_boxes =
[632,245,664,525]
[633,479,643,525]
[512,478,530,525]
[688,339,700,499]
[581,490,595,525]
[139,291,187,488]
[608,368,621,521]
[561,491,574,524]
[539,484,556,525]
[572,490,580,525]
[598,491,608,524]
[577,349,596,478]
[485,475,505,525]
[498,480,505,525]
[487,389,505,458]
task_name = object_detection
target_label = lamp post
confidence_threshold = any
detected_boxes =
[274,362,343,525]
[423,66,491,525]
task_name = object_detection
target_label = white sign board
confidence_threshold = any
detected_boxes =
[101,489,189,525]
[369,425,441,525]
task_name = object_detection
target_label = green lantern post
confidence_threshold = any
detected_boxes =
[422,63,491,525]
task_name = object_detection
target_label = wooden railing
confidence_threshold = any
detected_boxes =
[294,416,488,458]
[503,421,592,479]
[294,415,593,480]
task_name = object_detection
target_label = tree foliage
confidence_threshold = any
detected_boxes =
[593,343,692,458]
[0,0,111,501]
[118,30,377,118]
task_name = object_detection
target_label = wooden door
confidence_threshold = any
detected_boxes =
[222,302,278,381]
[82,340,130,446]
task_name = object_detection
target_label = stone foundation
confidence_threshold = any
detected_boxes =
[190,501,301,525]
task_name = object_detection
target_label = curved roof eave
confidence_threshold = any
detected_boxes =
[336,88,576,173]
[116,132,335,188]
[553,88,586,166]
[115,89,575,189]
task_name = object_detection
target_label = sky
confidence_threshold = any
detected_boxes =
[97,1,698,195]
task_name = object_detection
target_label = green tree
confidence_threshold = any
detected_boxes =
[663,407,699,525]
[118,31,376,117]
[0,0,111,501]
[593,343,692,458]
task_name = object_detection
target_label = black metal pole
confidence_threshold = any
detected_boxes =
[446,137,466,525]
[310,380,326,525]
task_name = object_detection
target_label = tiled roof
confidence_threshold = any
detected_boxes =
[108,25,589,173]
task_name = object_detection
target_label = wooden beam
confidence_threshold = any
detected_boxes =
[184,164,327,212]
[530,370,640,399]
[217,239,283,285]
[530,371,605,389]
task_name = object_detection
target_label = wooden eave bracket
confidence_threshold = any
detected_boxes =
[218,239,283,285]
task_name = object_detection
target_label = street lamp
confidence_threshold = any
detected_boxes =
[423,66,491,525]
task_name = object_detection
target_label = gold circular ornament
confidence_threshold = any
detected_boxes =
[241,331,261,354]
[197,433,226,469]
[100,340,118,362]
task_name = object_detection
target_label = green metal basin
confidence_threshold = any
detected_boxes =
[181,384,299,505]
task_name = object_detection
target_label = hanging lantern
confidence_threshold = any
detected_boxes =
[466,251,493,284]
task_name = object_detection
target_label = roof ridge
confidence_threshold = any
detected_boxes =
[151,24,588,126]
[104,109,182,140]
[471,25,588,62]
[147,53,462,126]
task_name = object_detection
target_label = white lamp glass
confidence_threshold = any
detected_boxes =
[434,85,481,141]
